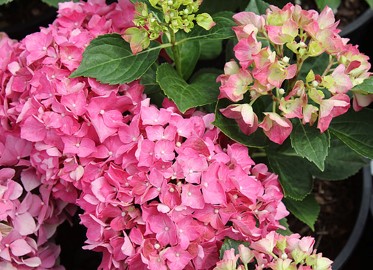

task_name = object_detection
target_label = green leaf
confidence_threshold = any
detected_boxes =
[245,0,270,14]
[41,0,79,8]
[298,53,330,80]
[224,38,237,62]
[141,63,160,94]
[329,108,373,159]
[314,0,341,11]
[130,0,150,3]
[156,63,219,113]
[283,195,320,231]
[277,218,292,236]
[213,100,268,148]
[366,0,373,8]
[290,121,330,171]
[188,11,235,41]
[267,144,314,200]
[219,238,248,259]
[164,32,200,80]
[178,41,200,80]
[70,34,161,85]
[0,0,13,4]
[351,76,373,94]
[310,137,369,180]
[199,39,223,60]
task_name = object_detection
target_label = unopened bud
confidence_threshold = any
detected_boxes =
[282,56,290,63]
[281,253,288,260]
[312,80,319,87]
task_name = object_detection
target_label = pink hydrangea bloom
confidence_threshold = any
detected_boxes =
[215,231,332,270]
[217,2,372,142]
[0,166,72,269]
[74,96,290,269]
[1,0,137,268]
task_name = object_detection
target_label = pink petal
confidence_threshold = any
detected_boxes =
[10,238,32,256]
[22,257,42,267]
[181,184,205,209]
[121,232,135,256]
[20,116,46,142]
[7,181,23,200]
[38,243,60,268]
[21,169,41,192]
[14,212,36,236]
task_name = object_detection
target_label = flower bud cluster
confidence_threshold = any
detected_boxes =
[218,3,372,144]
[123,0,215,53]
[215,231,333,270]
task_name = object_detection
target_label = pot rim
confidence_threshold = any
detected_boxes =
[332,164,372,270]
[340,8,373,37]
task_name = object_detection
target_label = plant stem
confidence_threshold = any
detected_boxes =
[272,97,277,113]
[322,55,334,77]
[251,151,267,158]
[287,54,306,92]
[169,29,182,76]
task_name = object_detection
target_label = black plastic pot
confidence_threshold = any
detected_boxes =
[340,9,373,39]
[340,9,373,59]
[332,164,372,270]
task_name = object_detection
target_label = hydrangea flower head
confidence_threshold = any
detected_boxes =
[218,3,372,144]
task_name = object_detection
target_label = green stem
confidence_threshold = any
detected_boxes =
[251,152,267,158]
[272,97,277,113]
[274,44,283,58]
[169,29,182,76]
[287,55,306,92]
[322,55,334,77]
[249,95,259,106]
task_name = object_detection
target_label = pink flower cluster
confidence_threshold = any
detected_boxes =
[1,0,135,268]
[0,1,331,269]
[215,231,332,270]
[76,99,289,269]
[0,166,74,270]
[218,3,372,144]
